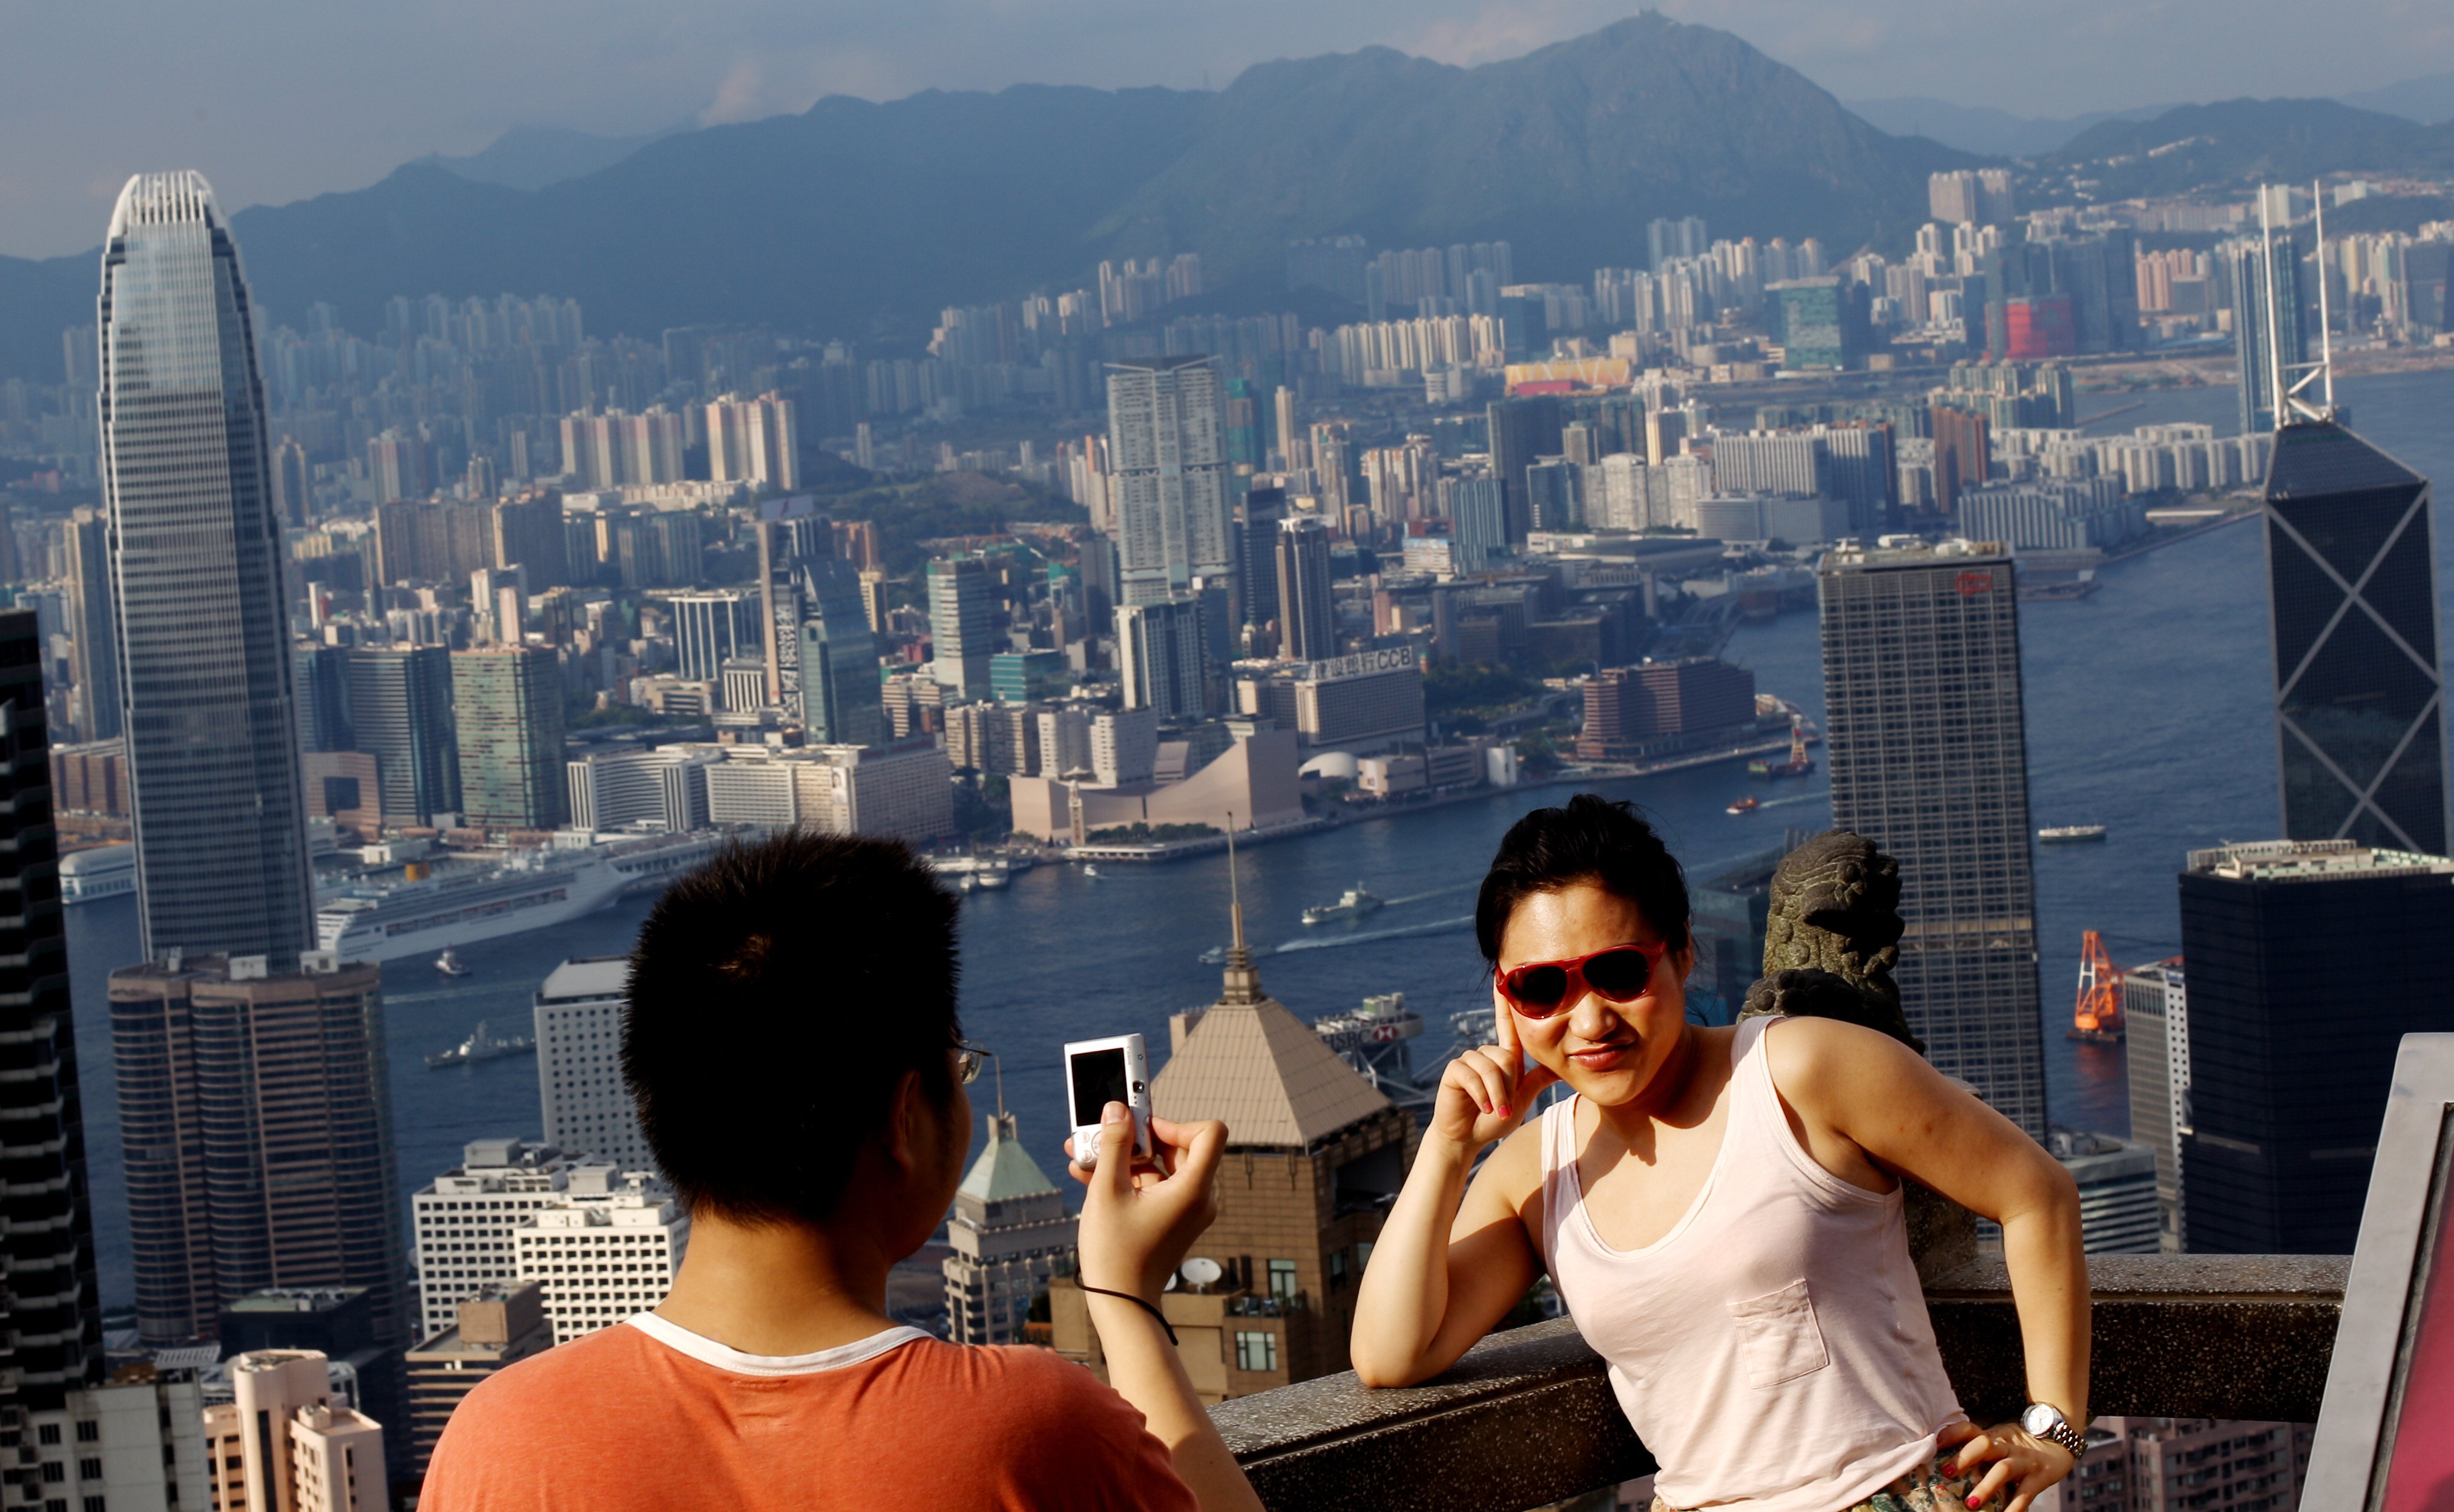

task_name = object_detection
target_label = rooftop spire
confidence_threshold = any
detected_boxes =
[1219,814,1266,1006]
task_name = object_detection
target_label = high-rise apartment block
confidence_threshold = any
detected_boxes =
[14,1367,212,1512]
[534,959,651,1172]
[2178,840,2454,1254]
[1107,357,1234,605]
[217,1286,409,1482]
[1117,597,1212,721]
[99,172,316,968]
[0,608,106,1409]
[450,647,567,831]
[926,556,996,698]
[1273,516,1336,663]
[203,1352,387,1512]
[1818,541,2048,1136]
[2121,959,2189,1251]
[404,1284,551,1477]
[1574,658,1757,760]
[1647,215,1708,270]
[411,1139,582,1339]
[514,1168,689,1345]
[703,392,799,490]
[942,1113,1075,1346]
[1927,168,2015,226]
[2262,420,2444,853]
[110,955,407,1345]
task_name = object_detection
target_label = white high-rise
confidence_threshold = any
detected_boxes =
[534,958,653,1171]
[98,172,315,966]
[513,1168,689,1344]
[410,1139,581,1340]
[1107,357,1233,605]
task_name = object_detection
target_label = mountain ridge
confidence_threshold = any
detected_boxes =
[4,13,1975,377]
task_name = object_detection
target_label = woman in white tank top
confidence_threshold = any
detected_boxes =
[1351,798,2091,1512]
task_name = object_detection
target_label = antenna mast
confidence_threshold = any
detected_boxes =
[2260,188,2288,432]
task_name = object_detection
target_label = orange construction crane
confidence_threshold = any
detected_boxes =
[2070,930,2125,1044]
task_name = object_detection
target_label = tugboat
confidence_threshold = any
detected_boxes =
[1302,886,1384,927]
[426,1021,536,1069]
[1726,796,1762,815]
[434,948,472,978]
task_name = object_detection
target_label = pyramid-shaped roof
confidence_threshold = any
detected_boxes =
[2266,420,2425,502]
[1153,997,1392,1149]
[958,1116,1059,1203]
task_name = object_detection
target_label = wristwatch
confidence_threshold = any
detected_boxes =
[2021,1402,2088,1459]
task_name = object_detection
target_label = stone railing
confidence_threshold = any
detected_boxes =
[1209,1253,2348,1512]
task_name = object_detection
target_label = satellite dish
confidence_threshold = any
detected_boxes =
[1180,1257,1224,1290]
[1163,1271,1179,1292]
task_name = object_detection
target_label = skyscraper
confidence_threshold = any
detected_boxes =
[451,646,567,830]
[668,591,756,683]
[99,171,315,967]
[0,609,106,1408]
[942,1111,1075,1347]
[1233,485,1288,648]
[1485,395,1564,544]
[2263,419,2445,853]
[926,556,995,700]
[347,646,460,827]
[2228,232,2306,438]
[797,557,886,748]
[2177,840,2454,1254]
[64,506,120,743]
[1819,541,2048,1137]
[1273,516,1336,662]
[110,955,407,1344]
[1117,597,1212,721]
[1107,356,1234,605]
[534,958,653,1171]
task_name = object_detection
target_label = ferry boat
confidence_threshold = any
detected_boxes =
[434,948,472,977]
[1303,886,1384,927]
[426,1021,535,1069]
[973,860,1010,890]
[1727,796,1761,815]
[2038,825,2109,844]
[61,844,137,903]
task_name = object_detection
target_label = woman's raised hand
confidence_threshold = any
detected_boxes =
[1430,987,1562,1151]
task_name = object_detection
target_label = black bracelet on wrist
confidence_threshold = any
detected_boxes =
[1078,1282,1177,1345]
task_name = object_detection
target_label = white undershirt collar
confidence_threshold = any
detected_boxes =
[626,1312,931,1378]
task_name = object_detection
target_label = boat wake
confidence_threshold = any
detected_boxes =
[1274,915,1473,954]
[1375,881,1482,908]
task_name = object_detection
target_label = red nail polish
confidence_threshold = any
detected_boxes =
[1496,1105,1512,1118]
[1967,1497,1981,1509]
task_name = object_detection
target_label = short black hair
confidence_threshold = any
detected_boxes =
[622,830,962,1225]
[1474,794,1691,965]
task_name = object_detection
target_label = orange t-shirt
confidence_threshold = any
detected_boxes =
[421,1315,1199,1511]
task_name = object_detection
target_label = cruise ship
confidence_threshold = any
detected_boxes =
[61,844,136,904]
[314,830,732,964]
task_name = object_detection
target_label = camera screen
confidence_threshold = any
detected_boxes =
[1070,1047,1128,1127]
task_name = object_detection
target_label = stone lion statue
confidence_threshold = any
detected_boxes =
[1737,830,1924,1054]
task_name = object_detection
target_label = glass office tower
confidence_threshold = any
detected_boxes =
[2263,419,2445,855]
[1818,540,2049,1137]
[98,171,314,968]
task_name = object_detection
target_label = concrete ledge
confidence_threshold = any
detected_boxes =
[1212,1254,2345,1512]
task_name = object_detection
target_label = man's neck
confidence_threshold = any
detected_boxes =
[653,1208,904,1357]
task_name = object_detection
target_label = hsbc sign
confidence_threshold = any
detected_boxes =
[1956,571,1994,596]
[1298,646,1419,682]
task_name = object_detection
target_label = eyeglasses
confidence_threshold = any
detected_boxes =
[954,1042,994,1085]
[1498,941,1669,1019]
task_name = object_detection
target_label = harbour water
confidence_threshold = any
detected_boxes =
[61,366,2454,1311]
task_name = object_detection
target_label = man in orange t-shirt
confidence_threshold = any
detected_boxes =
[422,833,1260,1512]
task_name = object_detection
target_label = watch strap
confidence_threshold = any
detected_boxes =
[2028,1407,2087,1459]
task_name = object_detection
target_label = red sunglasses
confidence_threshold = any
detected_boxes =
[1498,941,1669,1018]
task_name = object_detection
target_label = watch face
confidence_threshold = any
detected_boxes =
[2023,1404,2059,1435]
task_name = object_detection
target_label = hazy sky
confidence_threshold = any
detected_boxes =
[5,0,2448,258]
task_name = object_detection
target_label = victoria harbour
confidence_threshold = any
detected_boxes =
[50,366,2447,1313]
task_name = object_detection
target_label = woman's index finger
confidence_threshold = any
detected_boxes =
[1492,984,1522,1066]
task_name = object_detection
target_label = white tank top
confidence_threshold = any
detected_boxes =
[1537,1016,1964,1511]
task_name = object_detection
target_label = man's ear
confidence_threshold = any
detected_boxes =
[882,1068,927,1177]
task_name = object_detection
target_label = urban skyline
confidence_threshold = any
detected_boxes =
[0,1,2446,1488]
